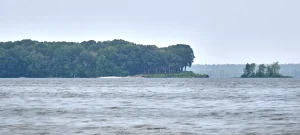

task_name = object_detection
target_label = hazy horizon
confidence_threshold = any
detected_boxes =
[1,0,300,64]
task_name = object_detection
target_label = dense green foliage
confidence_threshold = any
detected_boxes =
[241,62,291,78]
[145,71,208,78]
[0,39,195,78]
[188,64,300,78]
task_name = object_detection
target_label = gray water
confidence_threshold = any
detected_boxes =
[0,78,300,135]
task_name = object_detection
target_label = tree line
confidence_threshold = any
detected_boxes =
[0,39,195,78]
[241,62,286,78]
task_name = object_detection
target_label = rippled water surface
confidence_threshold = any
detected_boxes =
[0,78,300,135]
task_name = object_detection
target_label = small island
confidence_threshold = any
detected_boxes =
[241,62,292,78]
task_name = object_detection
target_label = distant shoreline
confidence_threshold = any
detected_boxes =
[2,77,298,79]
[188,64,300,78]
[232,76,293,78]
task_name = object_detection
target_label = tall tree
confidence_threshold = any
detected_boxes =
[256,64,266,77]
[242,63,251,77]
[249,63,256,77]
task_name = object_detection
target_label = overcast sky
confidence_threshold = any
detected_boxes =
[1,0,299,64]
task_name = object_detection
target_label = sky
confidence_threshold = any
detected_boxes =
[1,0,300,64]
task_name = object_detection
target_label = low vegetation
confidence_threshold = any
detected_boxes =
[145,71,209,78]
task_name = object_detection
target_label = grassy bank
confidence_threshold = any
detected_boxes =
[145,71,209,78]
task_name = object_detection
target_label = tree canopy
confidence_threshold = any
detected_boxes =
[0,39,195,78]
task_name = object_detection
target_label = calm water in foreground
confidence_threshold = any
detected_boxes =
[0,78,300,135]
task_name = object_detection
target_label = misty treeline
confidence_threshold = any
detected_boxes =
[188,64,300,78]
[241,62,285,78]
[0,39,195,77]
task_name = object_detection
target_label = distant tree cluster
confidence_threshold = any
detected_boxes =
[0,39,195,78]
[241,62,285,78]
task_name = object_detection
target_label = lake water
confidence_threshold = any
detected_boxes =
[0,78,300,135]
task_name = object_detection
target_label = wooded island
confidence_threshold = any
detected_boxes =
[0,39,207,78]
